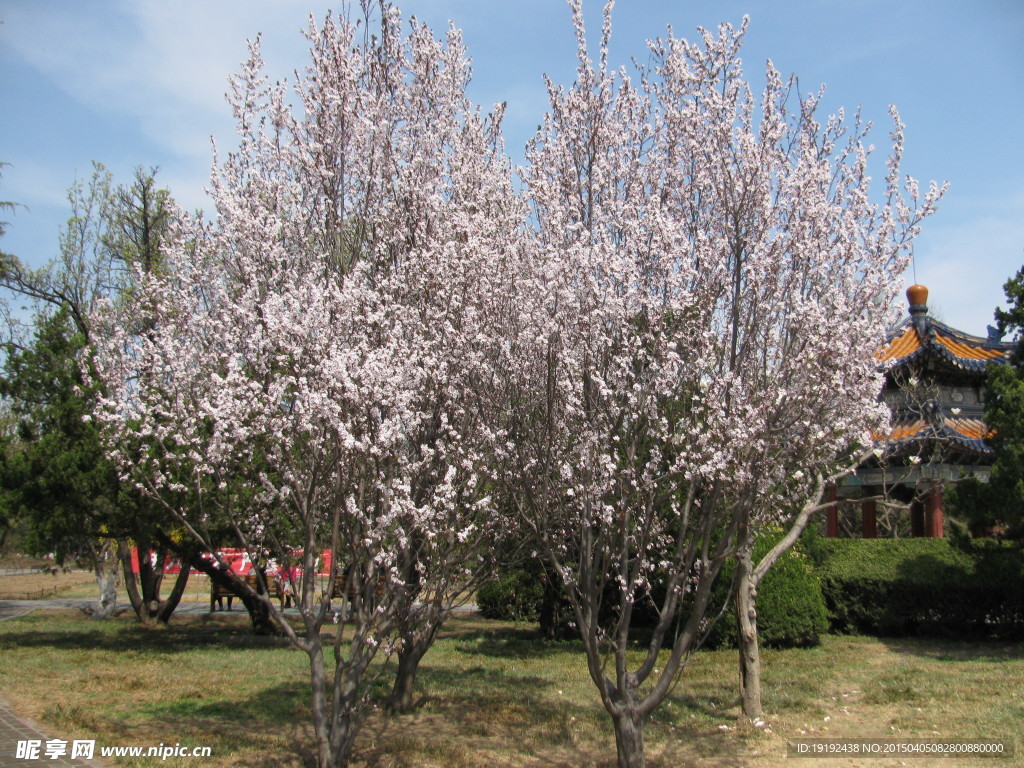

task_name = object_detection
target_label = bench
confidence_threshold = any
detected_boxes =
[209,579,236,612]
[325,570,387,606]
[209,571,291,611]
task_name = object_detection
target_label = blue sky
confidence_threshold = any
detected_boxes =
[1,0,1022,336]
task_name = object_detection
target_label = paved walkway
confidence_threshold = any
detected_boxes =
[0,597,214,621]
[0,597,478,622]
[0,697,107,767]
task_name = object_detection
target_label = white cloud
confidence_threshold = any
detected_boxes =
[2,1,318,164]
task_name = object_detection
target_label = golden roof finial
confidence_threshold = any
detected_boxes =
[907,284,929,312]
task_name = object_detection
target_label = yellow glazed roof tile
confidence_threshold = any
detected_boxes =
[879,326,922,362]
[945,418,991,440]
[934,332,1006,362]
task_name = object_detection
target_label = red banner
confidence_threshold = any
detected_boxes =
[130,547,334,576]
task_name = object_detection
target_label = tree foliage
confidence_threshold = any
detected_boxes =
[0,163,182,618]
[948,267,1024,539]
[85,3,946,766]
[0,162,23,547]
[92,6,525,766]
[0,308,117,562]
[507,3,940,764]
[0,162,21,276]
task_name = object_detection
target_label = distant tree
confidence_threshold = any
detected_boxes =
[0,161,24,548]
[0,163,191,621]
[948,267,1024,540]
[0,162,21,276]
[0,308,123,615]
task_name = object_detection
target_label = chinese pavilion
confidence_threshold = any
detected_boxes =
[829,284,1015,538]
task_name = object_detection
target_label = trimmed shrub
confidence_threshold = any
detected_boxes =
[814,537,1024,639]
[476,569,544,622]
[702,533,829,650]
[477,534,829,649]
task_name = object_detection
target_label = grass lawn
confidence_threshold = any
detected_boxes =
[0,609,1021,767]
[0,569,264,603]
[0,569,96,599]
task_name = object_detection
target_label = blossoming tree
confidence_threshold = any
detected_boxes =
[510,3,943,766]
[92,5,525,766]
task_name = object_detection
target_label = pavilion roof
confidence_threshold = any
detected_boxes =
[869,284,1016,466]
[880,319,1012,373]
[876,415,993,459]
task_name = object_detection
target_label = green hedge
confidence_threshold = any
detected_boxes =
[702,533,829,650]
[477,533,829,649]
[812,537,1024,639]
[480,535,1024,641]
[476,569,545,622]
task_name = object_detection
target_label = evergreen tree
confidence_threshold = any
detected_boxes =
[0,308,118,562]
[0,165,194,619]
[949,267,1024,539]
[0,162,23,547]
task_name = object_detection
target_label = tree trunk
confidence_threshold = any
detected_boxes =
[539,566,567,639]
[155,564,190,623]
[327,694,359,768]
[386,634,429,713]
[239,567,278,635]
[735,546,763,719]
[241,589,278,635]
[611,708,646,768]
[308,640,334,768]
[137,542,166,622]
[91,540,119,620]
[119,541,145,618]
[120,539,189,625]
[186,551,278,635]
[307,638,362,768]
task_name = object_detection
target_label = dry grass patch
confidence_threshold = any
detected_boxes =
[0,568,95,599]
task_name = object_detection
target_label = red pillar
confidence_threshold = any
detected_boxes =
[825,485,838,538]
[910,497,925,537]
[862,490,877,539]
[925,482,944,538]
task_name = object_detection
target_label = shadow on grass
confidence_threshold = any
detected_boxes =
[406,652,753,766]
[449,629,585,660]
[137,680,310,723]
[136,666,586,768]
[132,680,317,768]
[0,613,294,656]
[415,662,558,706]
[2,611,779,766]
[363,664,603,768]
[880,636,1024,663]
